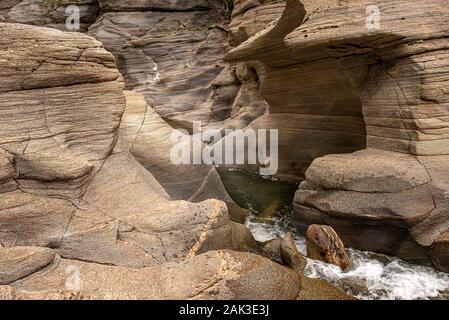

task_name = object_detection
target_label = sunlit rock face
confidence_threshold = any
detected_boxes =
[225,0,449,270]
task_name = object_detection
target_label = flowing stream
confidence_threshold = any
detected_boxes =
[218,168,449,300]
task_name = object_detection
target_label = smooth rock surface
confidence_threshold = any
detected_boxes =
[0,23,245,271]
[0,246,55,284]
[7,250,300,300]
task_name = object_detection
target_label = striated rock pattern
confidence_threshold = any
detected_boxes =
[4,0,100,32]
[2,1,237,129]
[3,0,449,299]
[225,0,449,269]
[0,21,313,300]
[0,22,231,265]
[119,90,250,223]
[306,225,352,271]
[1,248,301,300]
[88,0,233,128]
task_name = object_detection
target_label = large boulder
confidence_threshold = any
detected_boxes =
[306,225,352,271]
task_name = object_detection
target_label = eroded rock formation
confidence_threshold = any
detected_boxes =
[2,0,237,129]
[225,0,449,270]
[3,0,448,300]
[0,22,307,299]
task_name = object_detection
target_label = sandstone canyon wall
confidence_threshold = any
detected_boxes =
[1,0,449,300]
[226,0,449,271]
[0,20,308,300]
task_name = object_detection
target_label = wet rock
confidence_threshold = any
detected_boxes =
[280,232,307,273]
[306,225,352,271]
[340,277,369,297]
[431,231,449,273]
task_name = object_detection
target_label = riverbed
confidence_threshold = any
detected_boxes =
[218,168,449,300]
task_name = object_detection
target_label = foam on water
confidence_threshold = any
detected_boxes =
[246,215,449,300]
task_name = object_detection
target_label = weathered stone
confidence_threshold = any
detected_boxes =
[98,0,223,12]
[9,250,301,300]
[230,221,257,252]
[0,246,55,284]
[0,4,356,300]
[431,231,449,273]
[0,149,17,194]
[260,238,282,263]
[6,0,99,32]
[306,225,352,271]
[225,0,449,268]
[297,277,357,301]
[119,90,249,223]
[280,232,307,273]
[0,23,243,271]
[88,6,232,128]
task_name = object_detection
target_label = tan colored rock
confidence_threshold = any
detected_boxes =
[297,277,356,301]
[88,5,232,128]
[98,0,223,12]
[228,0,286,48]
[280,232,307,273]
[305,149,431,194]
[0,149,17,194]
[225,0,449,269]
[0,23,244,272]
[0,7,353,301]
[0,246,55,284]
[119,90,249,223]
[306,225,352,271]
[9,250,300,300]
[230,221,257,252]
[260,238,282,263]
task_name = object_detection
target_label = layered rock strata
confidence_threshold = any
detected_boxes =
[0,21,312,299]
[2,0,237,129]
[225,0,449,269]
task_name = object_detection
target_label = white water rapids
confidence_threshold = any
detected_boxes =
[246,215,449,300]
